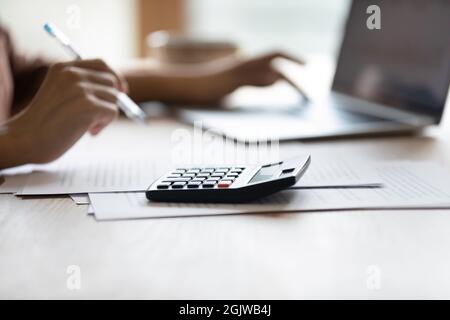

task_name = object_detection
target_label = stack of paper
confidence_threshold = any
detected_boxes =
[1,157,381,212]
[0,165,36,194]
[15,158,171,195]
[3,157,450,221]
[10,158,380,196]
[88,162,450,220]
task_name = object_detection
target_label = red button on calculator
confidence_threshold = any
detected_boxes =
[218,181,232,188]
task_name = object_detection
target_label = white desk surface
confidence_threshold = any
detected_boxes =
[2,61,450,299]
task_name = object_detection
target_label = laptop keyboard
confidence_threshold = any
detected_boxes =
[333,110,394,124]
[287,106,396,125]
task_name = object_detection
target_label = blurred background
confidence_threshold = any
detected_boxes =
[0,0,350,64]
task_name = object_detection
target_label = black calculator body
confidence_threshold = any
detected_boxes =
[146,155,311,203]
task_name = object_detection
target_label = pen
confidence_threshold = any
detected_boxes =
[44,22,147,124]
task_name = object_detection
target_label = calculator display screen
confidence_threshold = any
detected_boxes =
[249,166,281,184]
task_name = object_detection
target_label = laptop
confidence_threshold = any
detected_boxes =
[179,0,450,142]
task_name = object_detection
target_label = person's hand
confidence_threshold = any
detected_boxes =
[205,51,307,102]
[12,59,127,164]
[224,51,304,87]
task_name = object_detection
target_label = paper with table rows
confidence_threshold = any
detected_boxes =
[89,162,450,221]
[14,157,381,195]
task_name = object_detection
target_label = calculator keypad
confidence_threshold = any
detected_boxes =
[157,167,246,190]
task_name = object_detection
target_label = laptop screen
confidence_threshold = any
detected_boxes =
[332,0,450,122]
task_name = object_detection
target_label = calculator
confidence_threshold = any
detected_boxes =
[146,155,311,203]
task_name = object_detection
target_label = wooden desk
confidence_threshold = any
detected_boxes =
[1,114,450,299]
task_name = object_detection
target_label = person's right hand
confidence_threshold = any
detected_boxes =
[13,59,127,164]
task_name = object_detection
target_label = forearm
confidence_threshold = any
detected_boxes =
[123,63,234,105]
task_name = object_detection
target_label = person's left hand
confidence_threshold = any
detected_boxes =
[203,51,307,102]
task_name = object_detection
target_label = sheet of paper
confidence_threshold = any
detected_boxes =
[18,157,381,196]
[89,162,450,221]
[297,160,380,188]
[0,175,29,194]
[0,165,36,194]
[18,158,171,196]
[70,194,91,205]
